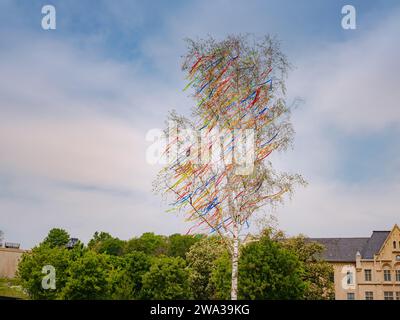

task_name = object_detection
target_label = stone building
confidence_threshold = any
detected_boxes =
[311,224,400,300]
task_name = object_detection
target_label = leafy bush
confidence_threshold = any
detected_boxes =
[141,256,191,299]
[60,250,111,299]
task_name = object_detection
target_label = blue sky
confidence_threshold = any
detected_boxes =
[1,0,400,248]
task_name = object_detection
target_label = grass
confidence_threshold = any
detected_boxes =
[0,278,29,299]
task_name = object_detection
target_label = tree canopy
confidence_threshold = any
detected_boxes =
[17,227,332,300]
[141,256,191,300]
[41,228,70,248]
[88,231,125,256]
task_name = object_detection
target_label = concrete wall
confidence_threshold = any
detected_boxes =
[0,247,25,278]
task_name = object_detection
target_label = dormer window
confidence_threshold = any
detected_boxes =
[394,241,397,249]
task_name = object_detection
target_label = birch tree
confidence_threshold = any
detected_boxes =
[154,35,305,300]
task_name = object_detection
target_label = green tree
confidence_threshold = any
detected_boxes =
[107,251,153,299]
[106,255,135,299]
[282,235,334,300]
[141,256,191,299]
[60,250,111,299]
[42,228,70,248]
[88,231,113,248]
[238,233,306,299]
[124,232,168,256]
[124,251,152,298]
[88,231,125,256]
[17,245,72,299]
[210,232,306,300]
[167,234,202,259]
[210,252,233,299]
[186,236,227,299]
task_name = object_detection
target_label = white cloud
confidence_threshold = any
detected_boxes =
[288,10,400,133]
[0,34,191,248]
[0,117,149,191]
[273,10,400,236]
[278,180,400,238]
[0,179,189,248]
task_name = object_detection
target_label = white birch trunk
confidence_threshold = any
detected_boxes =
[231,222,239,300]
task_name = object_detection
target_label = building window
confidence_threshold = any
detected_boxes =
[396,270,400,282]
[347,292,355,300]
[396,292,400,300]
[396,255,400,261]
[384,291,394,300]
[384,269,391,282]
[365,291,373,300]
[394,241,397,249]
[347,271,354,285]
[364,269,372,281]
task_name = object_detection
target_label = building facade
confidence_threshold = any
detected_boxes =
[0,247,25,278]
[311,225,400,300]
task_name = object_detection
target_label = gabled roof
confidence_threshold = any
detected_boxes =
[309,230,391,262]
[361,231,390,259]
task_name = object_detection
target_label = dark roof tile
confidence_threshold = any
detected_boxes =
[309,231,390,262]
[309,237,369,262]
[361,231,390,259]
